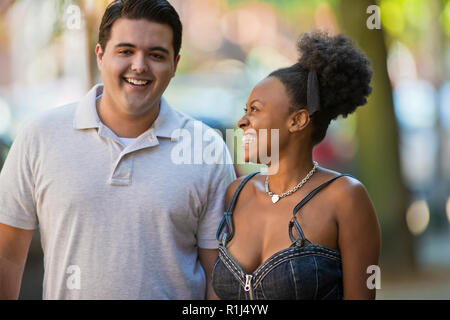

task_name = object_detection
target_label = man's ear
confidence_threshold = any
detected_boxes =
[172,54,181,78]
[288,109,310,133]
[95,44,104,70]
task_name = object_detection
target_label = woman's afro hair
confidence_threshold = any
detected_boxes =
[298,30,373,121]
[270,30,373,144]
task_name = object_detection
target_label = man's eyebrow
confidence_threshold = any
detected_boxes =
[115,43,170,54]
[115,43,136,48]
[148,46,170,54]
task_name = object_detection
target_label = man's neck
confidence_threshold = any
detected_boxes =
[95,95,161,139]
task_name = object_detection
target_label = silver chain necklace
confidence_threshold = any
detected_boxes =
[265,161,318,204]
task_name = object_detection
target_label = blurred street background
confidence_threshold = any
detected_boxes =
[1,0,450,299]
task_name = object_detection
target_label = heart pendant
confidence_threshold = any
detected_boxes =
[271,195,280,203]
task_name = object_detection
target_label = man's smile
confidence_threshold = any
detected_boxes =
[122,77,152,88]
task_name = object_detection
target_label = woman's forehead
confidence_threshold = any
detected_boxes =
[249,77,290,105]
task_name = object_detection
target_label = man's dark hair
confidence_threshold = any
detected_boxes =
[98,0,182,59]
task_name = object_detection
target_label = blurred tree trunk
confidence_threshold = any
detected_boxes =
[337,0,415,272]
[77,0,100,88]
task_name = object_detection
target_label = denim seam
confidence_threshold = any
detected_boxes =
[259,284,267,300]
[257,248,341,273]
[308,245,341,256]
[219,247,245,277]
[218,248,245,286]
[253,251,341,286]
[313,256,318,300]
[219,255,245,287]
[254,254,305,287]
[321,283,338,300]
[289,260,298,300]
[211,257,221,285]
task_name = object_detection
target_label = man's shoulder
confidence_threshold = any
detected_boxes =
[166,105,224,139]
[162,97,225,135]
[164,104,195,129]
[21,102,78,134]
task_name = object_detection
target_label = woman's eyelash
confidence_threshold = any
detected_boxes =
[243,106,257,113]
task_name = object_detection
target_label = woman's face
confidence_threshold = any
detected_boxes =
[238,76,294,164]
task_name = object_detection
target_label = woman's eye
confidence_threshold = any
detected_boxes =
[244,106,257,114]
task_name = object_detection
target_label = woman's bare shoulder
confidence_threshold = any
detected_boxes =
[315,167,373,216]
[316,167,364,195]
[323,171,378,227]
[225,173,259,209]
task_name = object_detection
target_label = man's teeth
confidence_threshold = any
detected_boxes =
[125,78,149,86]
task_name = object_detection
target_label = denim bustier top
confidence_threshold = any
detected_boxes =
[212,172,353,300]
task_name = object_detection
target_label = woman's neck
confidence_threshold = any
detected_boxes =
[266,146,316,194]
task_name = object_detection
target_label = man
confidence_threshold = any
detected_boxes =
[0,0,235,299]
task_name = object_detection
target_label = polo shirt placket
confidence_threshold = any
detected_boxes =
[97,124,160,186]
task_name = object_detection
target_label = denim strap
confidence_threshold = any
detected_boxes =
[216,172,259,246]
[289,174,355,245]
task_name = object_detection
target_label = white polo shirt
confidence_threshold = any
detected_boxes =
[0,84,236,299]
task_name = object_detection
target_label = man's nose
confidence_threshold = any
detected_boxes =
[131,52,148,74]
[237,116,249,129]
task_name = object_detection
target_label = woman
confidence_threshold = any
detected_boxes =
[212,31,381,300]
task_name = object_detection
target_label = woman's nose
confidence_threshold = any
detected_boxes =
[237,116,249,129]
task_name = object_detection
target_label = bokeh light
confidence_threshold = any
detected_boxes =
[406,200,430,235]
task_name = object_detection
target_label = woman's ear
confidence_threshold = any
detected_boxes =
[288,109,310,133]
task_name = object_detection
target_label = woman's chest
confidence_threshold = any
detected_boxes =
[227,194,339,274]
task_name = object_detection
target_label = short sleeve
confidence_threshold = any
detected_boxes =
[0,123,38,230]
[197,149,236,249]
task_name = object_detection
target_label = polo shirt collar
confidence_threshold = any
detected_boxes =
[152,95,185,140]
[73,84,103,130]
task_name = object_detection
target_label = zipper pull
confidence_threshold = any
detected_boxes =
[244,274,253,291]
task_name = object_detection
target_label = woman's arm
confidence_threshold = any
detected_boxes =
[336,179,381,300]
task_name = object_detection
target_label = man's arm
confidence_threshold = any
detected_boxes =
[198,248,220,300]
[0,223,33,300]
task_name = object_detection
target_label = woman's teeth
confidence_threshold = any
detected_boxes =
[243,134,257,144]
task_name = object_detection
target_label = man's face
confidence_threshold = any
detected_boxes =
[96,18,180,117]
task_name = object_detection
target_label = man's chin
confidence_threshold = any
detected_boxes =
[122,100,159,115]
